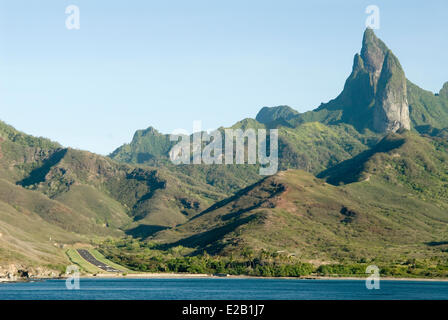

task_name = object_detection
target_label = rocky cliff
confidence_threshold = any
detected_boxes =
[302,28,411,133]
[0,264,60,282]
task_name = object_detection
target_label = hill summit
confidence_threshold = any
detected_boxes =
[313,28,410,133]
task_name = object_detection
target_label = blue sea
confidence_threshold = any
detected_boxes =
[1,278,448,300]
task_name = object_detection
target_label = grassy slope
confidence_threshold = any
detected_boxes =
[0,190,82,268]
[0,179,94,234]
[408,80,448,129]
[1,29,447,274]
[53,185,132,230]
[21,147,227,228]
[153,132,448,266]
[109,117,381,200]
[1,118,226,230]
[0,119,227,270]
[277,122,379,173]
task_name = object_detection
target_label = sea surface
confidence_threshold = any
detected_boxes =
[1,278,448,300]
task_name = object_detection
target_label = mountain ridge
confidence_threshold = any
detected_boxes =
[111,30,448,175]
[2,29,448,276]
[151,131,448,264]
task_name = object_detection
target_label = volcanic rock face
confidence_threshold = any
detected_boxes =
[360,29,410,132]
[373,51,411,132]
[317,29,411,133]
[360,28,388,91]
[440,82,448,99]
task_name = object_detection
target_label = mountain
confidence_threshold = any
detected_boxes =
[152,132,448,264]
[0,120,226,269]
[257,29,408,133]
[110,29,448,184]
[106,29,448,270]
[109,119,381,204]
[0,177,83,271]
[255,105,299,124]
[318,130,448,202]
[2,28,448,276]
[408,80,448,130]
[109,127,174,164]
[440,82,448,99]
[262,30,448,134]
[0,121,83,270]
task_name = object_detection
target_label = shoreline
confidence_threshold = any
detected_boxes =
[62,273,448,282]
[3,272,448,283]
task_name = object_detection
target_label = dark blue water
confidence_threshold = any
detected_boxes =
[1,278,448,300]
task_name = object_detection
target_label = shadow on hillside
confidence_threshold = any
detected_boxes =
[156,215,258,255]
[189,178,268,222]
[125,224,169,239]
[426,241,448,247]
[18,149,67,187]
[317,133,406,185]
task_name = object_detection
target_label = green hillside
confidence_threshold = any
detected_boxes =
[0,120,225,270]
[408,80,448,129]
[0,178,82,270]
[108,29,448,192]
[150,132,448,271]
[109,114,380,192]
[2,29,448,278]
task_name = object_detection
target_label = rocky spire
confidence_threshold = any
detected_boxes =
[332,29,411,133]
[259,29,412,133]
[360,28,389,92]
[373,50,410,132]
[362,29,410,132]
[440,82,448,99]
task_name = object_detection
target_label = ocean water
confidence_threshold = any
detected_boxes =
[1,278,448,300]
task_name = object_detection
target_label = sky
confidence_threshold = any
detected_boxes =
[0,0,447,155]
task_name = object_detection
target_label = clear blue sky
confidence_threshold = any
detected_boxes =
[0,0,446,155]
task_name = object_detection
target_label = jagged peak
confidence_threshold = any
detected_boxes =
[439,82,448,98]
[360,29,389,81]
[361,28,388,54]
[255,105,299,124]
[379,49,405,80]
[306,29,410,134]
[132,126,163,140]
[352,53,365,72]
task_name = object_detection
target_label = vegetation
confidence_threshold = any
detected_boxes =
[1,29,448,280]
[98,238,448,278]
[0,120,60,150]
[88,248,132,273]
[408,80,448,129]
[144,132,448,279]
[255,105,299,124]
[98,238,315,277]
[317,259,448,278]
